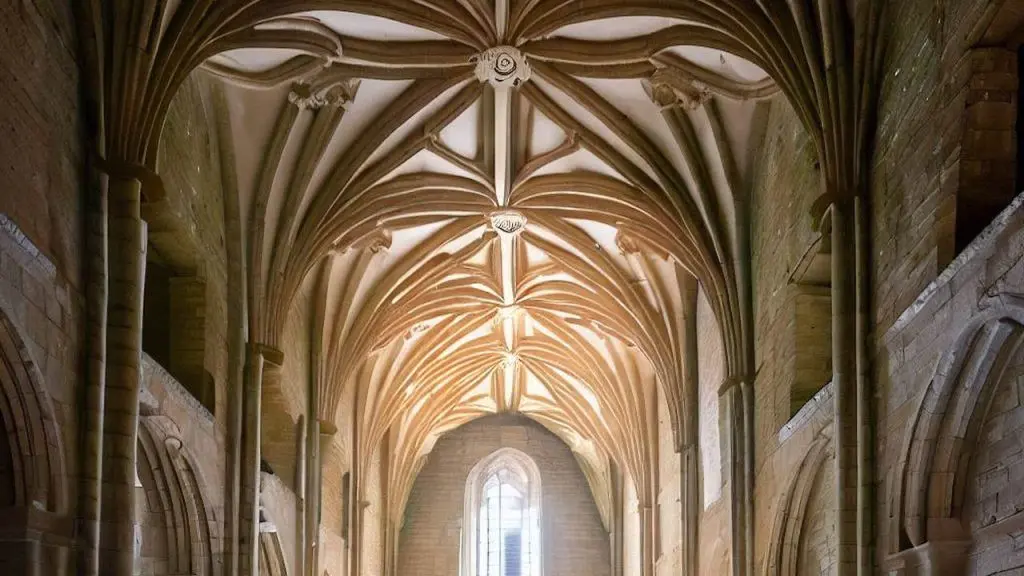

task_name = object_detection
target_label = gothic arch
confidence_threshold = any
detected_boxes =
[136,415,217,575]
[765,431,833,576]
[0,306,67,513]
[891,296,1024,554]
[461,447,544,576]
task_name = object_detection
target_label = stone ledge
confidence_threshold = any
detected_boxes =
[0,213,57,282]
[887,191,1024,340]
[142,352,215,425]
[779,381,834,444]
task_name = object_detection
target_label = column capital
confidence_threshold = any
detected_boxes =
[93,151,166,203]
[250,343,285,367]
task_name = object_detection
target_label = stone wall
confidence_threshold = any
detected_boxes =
[749,95,824,455]
[152,72,231,425]
[870,0,1008,332]
[696,285,730,574]
[319,382,356,576]
[398,414,611,576]
[0,0,83,284]
[0,0,85,504]
[879,194,1024,574]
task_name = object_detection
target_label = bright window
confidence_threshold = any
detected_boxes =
[462,449,542,576]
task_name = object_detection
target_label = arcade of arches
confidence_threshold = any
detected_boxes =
[4,0,1024,575]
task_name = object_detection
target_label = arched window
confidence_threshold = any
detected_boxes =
[462,449,542,576]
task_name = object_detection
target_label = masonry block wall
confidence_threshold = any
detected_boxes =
[3,1,1024,575]
[155,73,232,426]
[0,1,83,572]
[877,196,1024,573]
[0,0,83,282]
[398,414,611,576]
[750,95,823,450]
[871,0,1005,331]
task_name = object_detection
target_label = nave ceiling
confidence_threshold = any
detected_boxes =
[130,0,794,525]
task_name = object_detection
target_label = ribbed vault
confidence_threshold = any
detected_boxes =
[75,0,886,573]
[205,1,776,524]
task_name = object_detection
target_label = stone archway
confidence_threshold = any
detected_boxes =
[765,431,834,576]
[135,415,217,575]
[0,306,70,573]
[0,310,66,513]
[888,297,1024,574]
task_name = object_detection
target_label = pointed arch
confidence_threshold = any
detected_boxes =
[0,307,67,514]
[891,297,1024,554]
[765,431,834,576]
[136,415,218,575]
[462,448,544,576]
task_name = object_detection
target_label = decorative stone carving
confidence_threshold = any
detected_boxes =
[489,210,527,236]
[643,69,711,111]
[473,46,531,88]
[289,79,360,110]
[164,436,183,459]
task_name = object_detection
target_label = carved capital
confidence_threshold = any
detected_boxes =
[474,46,531,88]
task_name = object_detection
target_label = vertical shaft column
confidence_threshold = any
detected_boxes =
[680,445,699,576]
[679,275,700,576]
[99,176,147,575]
[830,198,858,576]
[722,381,744,576]
[609,461,624,576]
[855,196,873,576]
[239,347,265,576]
[304,414,320,576]
[296,415,307,576]
[78,168,108,576]
[640,504,655,576]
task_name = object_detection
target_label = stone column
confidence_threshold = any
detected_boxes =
[721,381,745,576]
[296,415,307,576]
[828,198,858,576]
[308,420,336,575]
[680,274,700,576]
[640,503,655,576]
[78,165,108,576]
[609,461,624,576]
[304,413,318,576]
[239,345,282,576]
[679,445,699,576]
[855,196,873,576]
[98,175,147,575]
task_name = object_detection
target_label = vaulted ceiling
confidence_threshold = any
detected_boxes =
[197,0,777,524]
